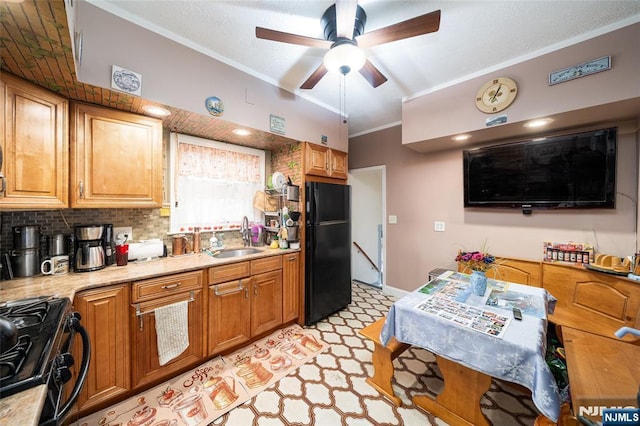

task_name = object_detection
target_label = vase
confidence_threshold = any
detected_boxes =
[470,270,487,296]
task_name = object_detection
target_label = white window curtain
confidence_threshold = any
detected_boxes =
[169,133,265,233]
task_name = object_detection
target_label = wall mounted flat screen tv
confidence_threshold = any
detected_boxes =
[463,127,617,210]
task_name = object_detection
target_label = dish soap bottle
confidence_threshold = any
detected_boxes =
[270,235,279,249]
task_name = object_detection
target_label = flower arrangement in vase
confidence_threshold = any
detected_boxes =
[454,250,496,273]
[455,249,496,296]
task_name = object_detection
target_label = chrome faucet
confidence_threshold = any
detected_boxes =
[241,216,250,246]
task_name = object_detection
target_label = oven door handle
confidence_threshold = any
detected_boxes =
[56,316,91,423]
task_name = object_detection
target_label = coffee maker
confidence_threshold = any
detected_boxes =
[74,225,106,272]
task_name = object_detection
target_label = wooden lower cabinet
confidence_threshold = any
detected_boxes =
[208,278,251,354]
[282,252,300,322]
[251,270,283,336]
[208,256,284,356]
[72,284,130,415]
[131,271,206,389]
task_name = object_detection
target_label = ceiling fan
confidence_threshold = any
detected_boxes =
[255,0,441,89]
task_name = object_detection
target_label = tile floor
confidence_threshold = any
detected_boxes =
[210,282,540,425]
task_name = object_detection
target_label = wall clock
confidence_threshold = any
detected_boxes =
[475,77,518,114]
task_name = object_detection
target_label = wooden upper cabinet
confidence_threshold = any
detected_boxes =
[304,142,348,179]
[1,73,68,209]
[70,102,162,208]
[330,149,348,179]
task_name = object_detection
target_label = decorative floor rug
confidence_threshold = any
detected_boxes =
[77,324,326,426]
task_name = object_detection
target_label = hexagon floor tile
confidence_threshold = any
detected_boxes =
[211,282,541,426]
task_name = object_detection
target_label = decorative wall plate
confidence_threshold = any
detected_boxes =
[205,96,224,116]
[111,65,142,96]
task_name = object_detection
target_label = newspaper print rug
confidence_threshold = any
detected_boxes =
[78,324,326,426]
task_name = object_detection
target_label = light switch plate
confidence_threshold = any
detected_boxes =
[434,221,445,232]
[388,215,398,224]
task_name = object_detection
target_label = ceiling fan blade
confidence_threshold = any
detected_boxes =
[355,9,441,48]
[336,0,358,38]
[256,27,332,49]
[300,63,328,89]
[359,59,388,88]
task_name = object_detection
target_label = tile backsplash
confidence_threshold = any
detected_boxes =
[0,209,243,255]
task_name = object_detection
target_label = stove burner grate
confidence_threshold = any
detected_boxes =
[0,299,50,329]
[0,335,32,382]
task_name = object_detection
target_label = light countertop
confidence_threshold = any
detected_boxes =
[0,246,299,303]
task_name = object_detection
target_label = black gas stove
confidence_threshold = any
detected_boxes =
[0,296,90,425]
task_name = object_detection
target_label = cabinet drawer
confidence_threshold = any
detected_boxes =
[251,255,282,275]
[209,261,250,285]
[132,271,203,302]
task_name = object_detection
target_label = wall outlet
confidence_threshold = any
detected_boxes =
[434,221,446,232]
[114,227,133,242]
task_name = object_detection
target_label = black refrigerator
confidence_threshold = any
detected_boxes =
[305,182,352,325]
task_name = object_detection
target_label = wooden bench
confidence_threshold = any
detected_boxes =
[359,317,410,405]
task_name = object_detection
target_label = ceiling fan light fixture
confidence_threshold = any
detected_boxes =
[323,41,366,75]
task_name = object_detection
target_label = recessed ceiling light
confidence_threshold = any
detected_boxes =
[232,128,251,136]
[524,118,553,128]
[142,105,171,117]
[452,134,471,141]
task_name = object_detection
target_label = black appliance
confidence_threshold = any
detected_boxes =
[463,127,617,211]
[103,224,115,266]
[0,296,90,425]
[305,182,351,325]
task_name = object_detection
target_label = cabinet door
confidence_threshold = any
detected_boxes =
[330,149,348,179]
[131,289,205,389]
[72,284,130,415]
[70,102,162,208]
[1,73,68,209]
[251,270,283,336]
[282,253,300,323]
[208,279,251,356]
[304,143,330,177]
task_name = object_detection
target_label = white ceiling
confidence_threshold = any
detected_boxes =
[90,1,640,137]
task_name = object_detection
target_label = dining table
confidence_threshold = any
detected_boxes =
[380,270,561,425]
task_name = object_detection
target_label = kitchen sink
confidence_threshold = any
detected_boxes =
[213,248,262,258]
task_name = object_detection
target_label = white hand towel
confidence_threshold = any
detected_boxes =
[154,300,189,366]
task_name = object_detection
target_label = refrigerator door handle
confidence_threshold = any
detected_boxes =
[313,188,319,225]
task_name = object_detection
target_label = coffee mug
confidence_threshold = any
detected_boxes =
[41,255,69,275]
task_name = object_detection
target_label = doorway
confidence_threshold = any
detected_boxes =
[349,166,385,289]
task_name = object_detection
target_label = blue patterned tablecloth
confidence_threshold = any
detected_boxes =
[380,271,561,422]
